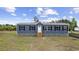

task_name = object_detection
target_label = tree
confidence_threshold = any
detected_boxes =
[57,19,70,24]
[70,18,77,31]
[0,24,16,31]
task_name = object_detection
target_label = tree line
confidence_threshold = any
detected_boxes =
[0,24,16,31]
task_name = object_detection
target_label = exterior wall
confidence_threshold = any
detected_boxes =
[42,25,68,36]
[16,24,69,36]
[16,25,37,36]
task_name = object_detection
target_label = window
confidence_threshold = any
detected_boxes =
[62,25,67,31]
[19,25,25,31]
[29,25,35,31]
[43,26,47,30]
[48,26,52,30]
[54,25,60,31]
[43,26,52,31]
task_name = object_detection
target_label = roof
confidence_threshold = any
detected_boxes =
[42,22,69,25]
[17,22,69,25]
[17,22,37,25]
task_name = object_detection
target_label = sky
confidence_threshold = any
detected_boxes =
[0,7,79,26]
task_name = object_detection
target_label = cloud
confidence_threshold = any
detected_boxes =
[0,18,32,25]
[4,7,16,16]
[45,9,58,15]
[37,8,43,12]
[36,8,43,15]
[24,18,34,22]
[70,11,73,14]
[73,7,79,13]
[63,16,67,19]
[0,20,9,24]
[5,7,16,13]
[24,18,29,21]
[40,17,60,22]
[40,19,52,22]
[0,19,17,25]
[29,9,33,12]
[70,8,79,14]
[48,17,59,21]
[40,15,47,17]
[36,8,59,17]
[11,13,16,16]
[69,16,73,19]
[22,13,27,17]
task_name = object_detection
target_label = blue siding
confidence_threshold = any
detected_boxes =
[16,24,68,36]
[16,25,37,36]
[42,25,68,36]
[43,31,68,36]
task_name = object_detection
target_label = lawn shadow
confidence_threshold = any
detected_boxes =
[69,33,79,40]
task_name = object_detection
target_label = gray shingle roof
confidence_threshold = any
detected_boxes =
[42,22,69,25]
[17,22,37,25]
[17,22,69,25]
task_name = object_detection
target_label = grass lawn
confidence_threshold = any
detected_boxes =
[0,31,79,51]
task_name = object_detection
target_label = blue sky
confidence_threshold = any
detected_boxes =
[0,7,79,26]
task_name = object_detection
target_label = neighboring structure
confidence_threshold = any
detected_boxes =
[74,27,79,31]
[16,21,69,36]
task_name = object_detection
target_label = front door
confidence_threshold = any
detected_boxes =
[37,25,42,37]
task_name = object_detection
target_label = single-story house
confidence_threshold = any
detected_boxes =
[16,21,69,36]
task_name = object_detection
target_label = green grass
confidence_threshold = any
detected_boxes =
[0,31,79,51]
